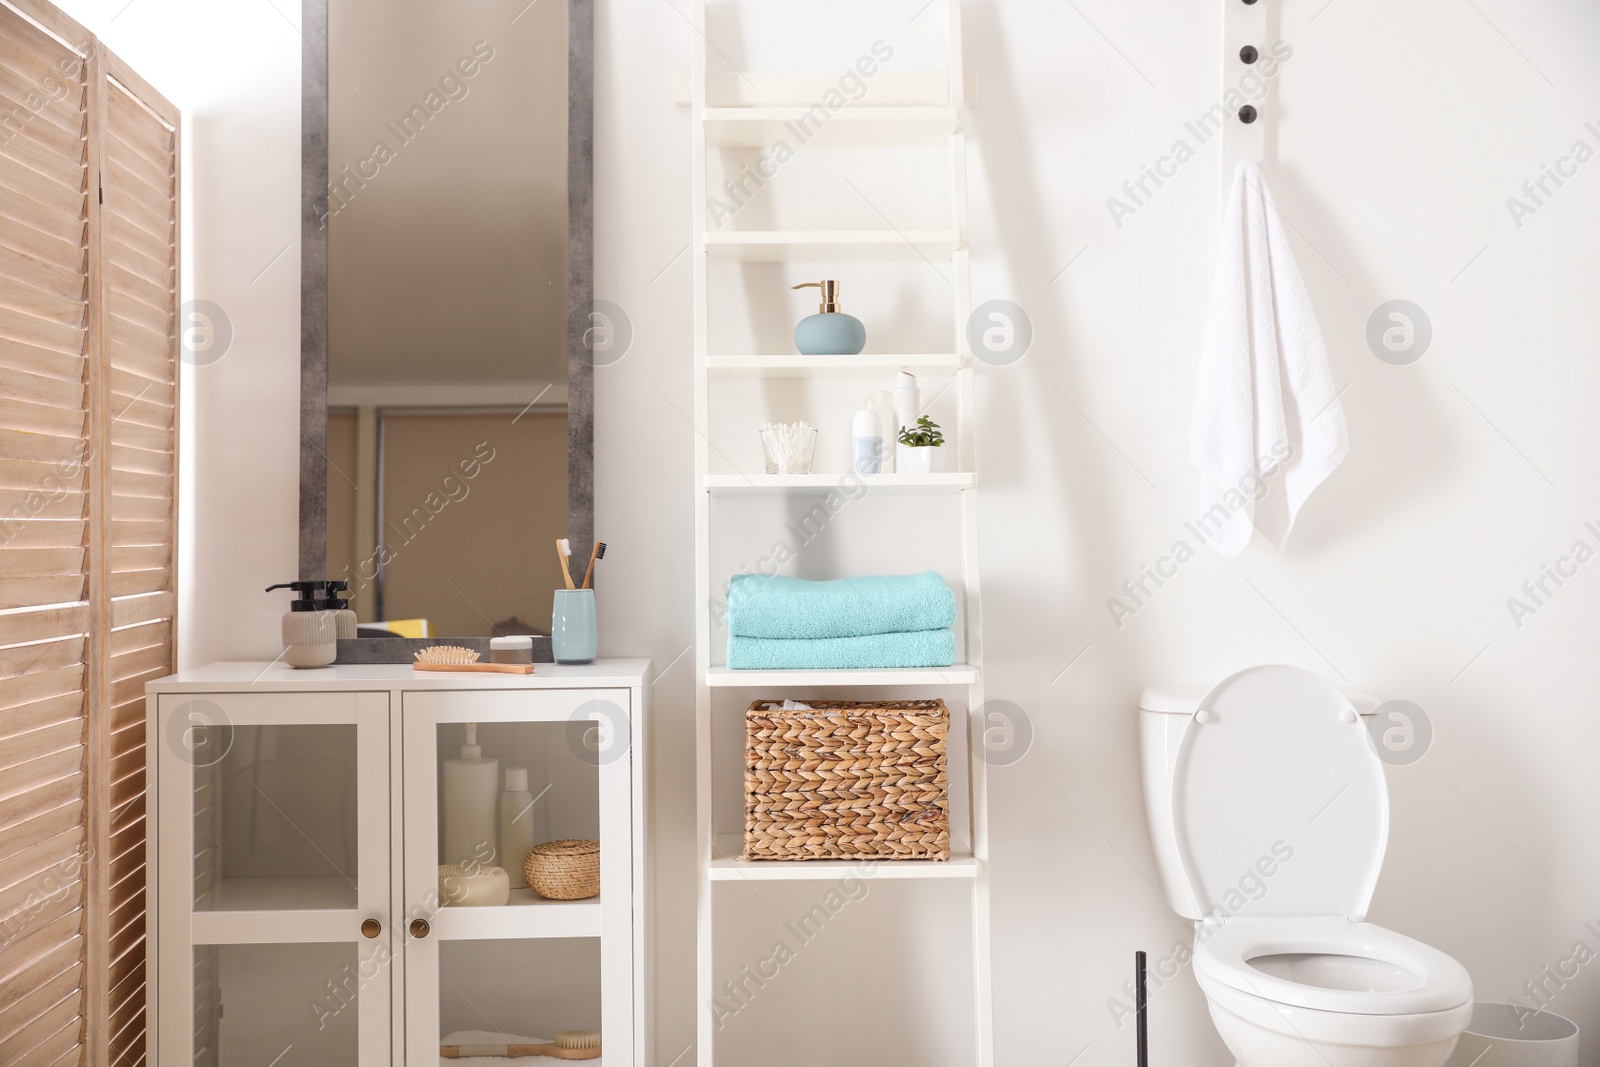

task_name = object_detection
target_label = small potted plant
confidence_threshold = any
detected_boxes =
[896,416,946,475]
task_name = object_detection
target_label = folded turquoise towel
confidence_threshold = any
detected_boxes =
[726,629,956,671]
[725,572,956,640]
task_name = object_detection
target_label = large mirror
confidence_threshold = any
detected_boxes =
[300,0,592,648]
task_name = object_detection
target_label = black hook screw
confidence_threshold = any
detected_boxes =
[1240,45,1259,64]
[1238,105,1258,124]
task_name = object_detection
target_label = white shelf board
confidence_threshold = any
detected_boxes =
[706,353,961,378]
[704,472,973,494]
[705,664,978,688]
[432,890,602,940]
[197,875,357,912]
[709,837,981,881]
[192,877,360,944]
[703,106,958,148]
[704,230,960,263]
[675,72,976,108]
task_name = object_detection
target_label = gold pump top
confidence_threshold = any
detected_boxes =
[792,280,843,314]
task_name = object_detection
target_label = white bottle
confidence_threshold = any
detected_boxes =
[866,390,896,474]
[851,409,884,475]
[892,371,920,468]
[499,767,537,889]
[441,723,499,867]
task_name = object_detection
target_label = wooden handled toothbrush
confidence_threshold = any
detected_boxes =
[555,538,576,589]
[581,541,606,589]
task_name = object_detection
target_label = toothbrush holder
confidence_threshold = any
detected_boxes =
[551,589,597,664]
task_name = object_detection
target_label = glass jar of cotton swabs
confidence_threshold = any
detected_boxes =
[759,421,818,475]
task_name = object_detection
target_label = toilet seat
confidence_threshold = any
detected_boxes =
[1195,916,1472,1016]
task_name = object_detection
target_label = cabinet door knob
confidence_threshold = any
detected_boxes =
[410,918,431,939]
[361,918,382,939]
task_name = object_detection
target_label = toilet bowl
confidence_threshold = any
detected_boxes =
[1195,916,1473,1067]
[1139,666,1473,1067]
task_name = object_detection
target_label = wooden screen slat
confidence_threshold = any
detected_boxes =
[108,519,164,549]
[104,447,168,481]
[108,591,170,630]
[0,400,85,440]
[0,793,79,862]
[101,495,161,525]
[0,426,83,466]
[0,183,84,243]
[0,363,84,409]
[0,607,88,652]
[105,397,168,433]
[0,691,82,742]
[0,337,83,383]
[103,263,165,323]
[0,457,84,494]
[0,201,86,281]
[0,271,86,329]
[0,577,84,612]
[0,990,82,1063]
[0,492,86,528]
[0,246,85,314]
[0,546,83,579]
[0,522,86,551]
[0,634,84,676]
[0,61,83,138]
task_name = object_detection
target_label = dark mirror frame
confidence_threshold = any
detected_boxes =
[297,0,594,653]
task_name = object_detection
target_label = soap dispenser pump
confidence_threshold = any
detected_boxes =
[791,280,866,356]
[442,723,500,867]
[266,580,354,669]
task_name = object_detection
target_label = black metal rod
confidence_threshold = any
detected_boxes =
[1136,950,1149,1067]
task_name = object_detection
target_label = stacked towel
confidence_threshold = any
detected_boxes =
[725,572,956,670]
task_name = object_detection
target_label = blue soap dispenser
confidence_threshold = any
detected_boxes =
[791,280,866,356]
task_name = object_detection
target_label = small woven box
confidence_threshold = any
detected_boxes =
[744,699,950,861]
[523,839,600,899]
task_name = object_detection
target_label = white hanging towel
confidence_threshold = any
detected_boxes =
[1190,161,1348,558]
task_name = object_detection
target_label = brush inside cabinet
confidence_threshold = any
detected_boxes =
[147,661,650,1066]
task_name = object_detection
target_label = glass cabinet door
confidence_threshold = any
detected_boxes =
[401,688,634,1067]
[156,692,392,1066]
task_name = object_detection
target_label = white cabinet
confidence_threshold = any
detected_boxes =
[147,661,651,1066]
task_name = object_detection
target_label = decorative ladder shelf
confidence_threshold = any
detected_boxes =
[689,2,994,1064]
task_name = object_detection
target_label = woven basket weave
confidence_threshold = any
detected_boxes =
[523,839,600,899]
[744,699,950,861]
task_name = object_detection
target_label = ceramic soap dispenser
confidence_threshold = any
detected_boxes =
[791,280,866,355]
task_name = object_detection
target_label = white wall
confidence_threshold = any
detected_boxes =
[53,0,303,671]
[45,0,1600,1061]
[595,0,1600,1063]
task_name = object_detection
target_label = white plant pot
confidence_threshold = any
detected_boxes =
[896,444,943,475]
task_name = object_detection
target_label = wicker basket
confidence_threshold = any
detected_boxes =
[523,839,600,899]
[744,699,950,861]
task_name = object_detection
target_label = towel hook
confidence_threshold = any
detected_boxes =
[1239,44,1259,63]
[1238,105,1258,124]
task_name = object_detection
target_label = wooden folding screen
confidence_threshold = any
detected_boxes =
[0,1,178,1062]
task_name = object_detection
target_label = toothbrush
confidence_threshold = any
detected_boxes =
[581,542,606,589]
[555,538,575,589]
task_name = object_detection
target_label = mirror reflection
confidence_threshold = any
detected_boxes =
[325,0,569,638]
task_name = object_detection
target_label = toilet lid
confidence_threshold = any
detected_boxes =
[1173,665,1388,919]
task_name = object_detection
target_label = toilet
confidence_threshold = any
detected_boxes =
[1139,665,1473,1067]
